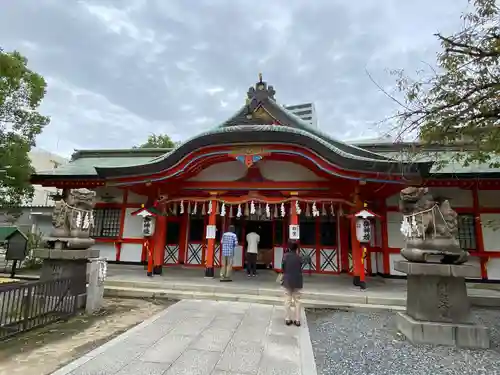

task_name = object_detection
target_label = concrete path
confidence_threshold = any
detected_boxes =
[51,300,317,375]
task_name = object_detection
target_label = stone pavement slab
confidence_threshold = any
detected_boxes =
[51,299,317,375]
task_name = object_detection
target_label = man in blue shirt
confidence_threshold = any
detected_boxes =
[220,225,238,282]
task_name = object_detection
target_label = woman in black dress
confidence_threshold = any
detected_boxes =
[281,240,303,326]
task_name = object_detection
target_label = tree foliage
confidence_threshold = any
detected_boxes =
[0,49,50,208]
[136,133,178,149]
[390,0,500,167]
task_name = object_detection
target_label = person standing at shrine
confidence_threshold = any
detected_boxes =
[281,240,303,326]
[246,228,260,277]
[220,225,238,282]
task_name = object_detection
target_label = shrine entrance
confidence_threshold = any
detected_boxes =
[245,220,273,269]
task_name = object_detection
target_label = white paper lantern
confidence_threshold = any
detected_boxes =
[356,218,371,243]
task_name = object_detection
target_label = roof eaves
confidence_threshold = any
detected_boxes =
[266,100,396,162]
[71,148,173,161]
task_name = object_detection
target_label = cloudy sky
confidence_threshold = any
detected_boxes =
[1,0,469,157]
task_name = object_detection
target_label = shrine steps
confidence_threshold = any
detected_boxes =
[104,279,406,312]
[104,285,406,312]
[104,278,500,310]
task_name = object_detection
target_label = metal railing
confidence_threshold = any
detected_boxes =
[0,277,80,340]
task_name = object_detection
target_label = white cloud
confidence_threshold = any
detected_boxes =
[0,0,469,156]
[205,87,224,96]
[37,77,168,156]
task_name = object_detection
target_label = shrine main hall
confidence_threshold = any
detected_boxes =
[31,77,500,281]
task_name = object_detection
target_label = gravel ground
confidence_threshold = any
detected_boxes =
[307,308,500,375]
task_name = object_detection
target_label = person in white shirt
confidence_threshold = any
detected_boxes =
[246,230,260,277]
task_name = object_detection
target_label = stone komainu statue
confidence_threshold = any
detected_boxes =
[46,188,96,250]
[399,186,468,264]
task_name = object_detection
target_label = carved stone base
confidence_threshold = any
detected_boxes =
[34,248,100,260]
[394,260,489,348]
[395,261,479,323]
[35,248,100,297]
[401,241,468,264]
[396,313,489,349]
[39,259,88,296]
[43,236,95,250]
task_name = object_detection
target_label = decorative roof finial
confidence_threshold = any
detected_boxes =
[246,74,276,104]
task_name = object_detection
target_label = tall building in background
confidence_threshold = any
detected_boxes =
[284,103,318,128]
[0,149,68,234]
[28,149,68,208]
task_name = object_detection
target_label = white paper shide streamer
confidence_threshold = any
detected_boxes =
[295,200,301,215]
[83,213,90,229]
[400,206,438,239]
[312,202,320,217]
[75,211,82,228]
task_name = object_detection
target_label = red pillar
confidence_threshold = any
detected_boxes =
[472,184,487,280]
[350,216,362,285]
[178,212,188,264]
[153,214,167,274]
[146,238,153,277]
[205,198,217,277]
[350,187,367,289]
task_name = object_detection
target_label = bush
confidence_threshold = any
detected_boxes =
[22,231,44,270]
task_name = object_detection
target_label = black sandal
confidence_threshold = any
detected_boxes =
[294,321,301,327]
[285,320,293,326]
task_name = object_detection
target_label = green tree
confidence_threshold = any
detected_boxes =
[0,49,50,208]
[389,0,499,167]
[136,133,178,148]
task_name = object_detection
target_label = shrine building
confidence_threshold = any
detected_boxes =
[31,76,500,281]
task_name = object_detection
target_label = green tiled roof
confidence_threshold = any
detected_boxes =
[35,154,161,177]
[0,226,24,241]
[32,145,500,179]
[217,99,393,162]
[380,151,500,175]
[149,124,400,164]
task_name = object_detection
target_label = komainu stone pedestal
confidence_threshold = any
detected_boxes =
[394,260,489,349]
[34,248,100,308]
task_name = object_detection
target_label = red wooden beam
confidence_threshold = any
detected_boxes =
[472,185,488,279]
[180,181,333,191]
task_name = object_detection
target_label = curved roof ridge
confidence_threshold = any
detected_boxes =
[265,100,392,161]
[145,124,397,164]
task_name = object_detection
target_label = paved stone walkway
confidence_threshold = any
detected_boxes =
[51,300,317,375]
